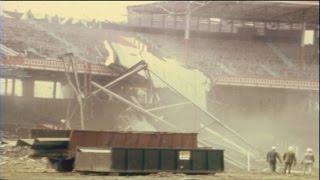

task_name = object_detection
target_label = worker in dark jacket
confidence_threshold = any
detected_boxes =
[266,146,282,172]
[283,146,297,174]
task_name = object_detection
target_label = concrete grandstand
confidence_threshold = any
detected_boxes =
[0,1,319,171]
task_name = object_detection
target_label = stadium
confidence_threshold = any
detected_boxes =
[0,1,319,179]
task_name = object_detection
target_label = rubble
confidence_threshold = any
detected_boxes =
[149,172,186,178]
[0,145,48,173]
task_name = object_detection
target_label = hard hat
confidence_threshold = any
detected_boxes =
[288,146,294,151]
[271,146,276,150]
[307,148,312,152]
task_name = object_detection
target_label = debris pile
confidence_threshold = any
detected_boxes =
[149,172,186,178]
[0,143,48,173]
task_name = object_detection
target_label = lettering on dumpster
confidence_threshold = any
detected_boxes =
[179,151,191,160]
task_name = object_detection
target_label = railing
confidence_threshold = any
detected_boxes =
[1,56,318,90]
[212,76,319,90]
[0,56,118,76]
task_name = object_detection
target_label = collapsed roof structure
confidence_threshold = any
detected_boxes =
[1,1,319,170]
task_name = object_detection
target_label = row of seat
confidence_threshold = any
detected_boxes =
[137,33,319,80]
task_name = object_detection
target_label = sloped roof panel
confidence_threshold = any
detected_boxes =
[128,1,319,23]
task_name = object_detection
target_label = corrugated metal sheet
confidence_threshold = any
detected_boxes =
[36,138,69,142]
[78,147,111,153]
[16,139,35,146]
[75,148,112,172]
[31,129,71,139]
[68,130,197,156]
[16,138,69,148]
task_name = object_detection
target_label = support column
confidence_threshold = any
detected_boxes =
[84,65,88,96]
[12,79,16,96]
[61,54,85,130]
[184,1,191,40]
[5,78,8,96]
[300,21,306,70]
[174,15,177,29]
[312,26,318,64]
[184,1,191,65]
[53,81,57,99]
[22,79,34,98]
[208,18,211,31]
[314,26,318,42]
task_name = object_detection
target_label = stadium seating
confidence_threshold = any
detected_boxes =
[1,15,318,80]
[39,21,108,63]
[2,17,108,64]
[137,33,319,80]
[2,18,66,58]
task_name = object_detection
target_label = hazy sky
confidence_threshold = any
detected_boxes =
[1,1,158,22]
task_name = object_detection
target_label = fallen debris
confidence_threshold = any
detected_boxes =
[149,172,186,178]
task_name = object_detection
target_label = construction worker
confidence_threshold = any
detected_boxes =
[266,146,282,172]
[302,148,315,175]
[283,146,297,174]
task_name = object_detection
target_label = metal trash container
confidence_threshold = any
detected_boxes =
[75,147,224,174]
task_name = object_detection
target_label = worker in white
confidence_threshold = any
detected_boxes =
[301,148,315,175]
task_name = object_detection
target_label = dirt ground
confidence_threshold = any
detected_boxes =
[1,160,318,180]
[0,146,318,180]
[1,168,319,180]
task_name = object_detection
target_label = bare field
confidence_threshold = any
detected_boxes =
[1,169,319,180]
[1,159,318,180]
